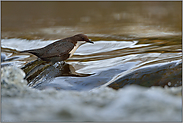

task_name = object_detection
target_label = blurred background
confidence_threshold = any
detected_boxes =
[1,2,182,122]
[1,1,182,39]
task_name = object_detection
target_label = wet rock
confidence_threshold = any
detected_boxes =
[107,60,182,89]
[2,85,181,122]
[22,59,130,91]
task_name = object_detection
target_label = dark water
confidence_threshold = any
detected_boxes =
[1,1,182,90]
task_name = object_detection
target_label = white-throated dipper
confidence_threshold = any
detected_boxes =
[20,34,94,63]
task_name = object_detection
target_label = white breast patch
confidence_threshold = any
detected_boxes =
[69,41,86,58]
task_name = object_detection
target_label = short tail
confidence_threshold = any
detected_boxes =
[19,49,33,53]
[19,49,40,56]
[19,50,29,53]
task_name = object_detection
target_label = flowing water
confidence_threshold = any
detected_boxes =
[1,33,182,90]
[1,1,182,90]
[1,1,182,121]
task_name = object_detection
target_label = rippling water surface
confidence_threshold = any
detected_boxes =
[1,1,182,122]
[1,1,182,90]
[1,33,182,90]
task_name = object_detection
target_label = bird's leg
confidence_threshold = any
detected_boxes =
[53,61,65,67]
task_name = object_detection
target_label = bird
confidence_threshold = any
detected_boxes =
[20,34,94,63]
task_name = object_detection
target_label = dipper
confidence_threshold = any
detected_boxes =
[20,34,94,63]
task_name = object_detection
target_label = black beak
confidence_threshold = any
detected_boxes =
[87,40,94,44]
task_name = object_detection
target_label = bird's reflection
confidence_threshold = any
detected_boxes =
[21,59,94,87]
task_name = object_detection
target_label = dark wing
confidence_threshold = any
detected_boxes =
[40,41,74,59]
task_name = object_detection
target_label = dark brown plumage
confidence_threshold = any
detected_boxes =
[20,34,93,63]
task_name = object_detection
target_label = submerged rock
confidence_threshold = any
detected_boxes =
[107,60,182,89]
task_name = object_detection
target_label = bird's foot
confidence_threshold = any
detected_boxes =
[53,61,65,67]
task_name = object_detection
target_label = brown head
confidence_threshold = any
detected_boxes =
[68,34,94,45]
